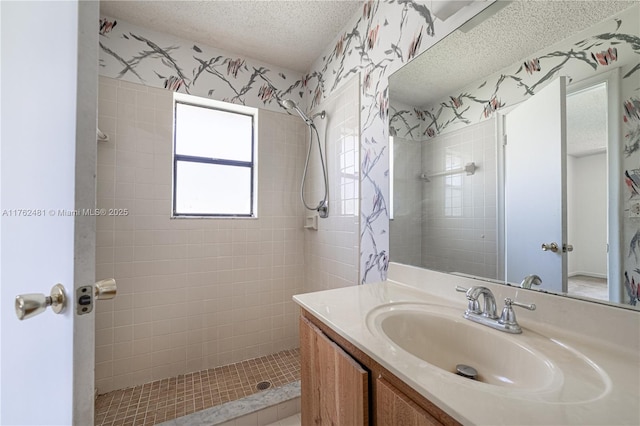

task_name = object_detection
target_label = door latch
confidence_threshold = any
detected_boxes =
[77,278,117,315]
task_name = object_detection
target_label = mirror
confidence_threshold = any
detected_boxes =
[389,0,640,310]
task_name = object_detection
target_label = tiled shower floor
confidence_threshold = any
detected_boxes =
[95,348,300,426]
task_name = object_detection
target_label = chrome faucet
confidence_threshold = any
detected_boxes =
[465,286,498,319]
[456,286,536,334]
[520,274,542,289]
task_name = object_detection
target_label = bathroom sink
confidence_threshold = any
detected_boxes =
[367,303,556,389]
[367,303,610,401]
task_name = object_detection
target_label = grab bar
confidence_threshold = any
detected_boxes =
[420,162,476,181]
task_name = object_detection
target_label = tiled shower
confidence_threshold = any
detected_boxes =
[95,76,305,393]
[304,79,361,292]
[94,72,360,423]
[391,118,498,279]
[420,118,498,279]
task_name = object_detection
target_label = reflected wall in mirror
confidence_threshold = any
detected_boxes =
[389,0,640,310]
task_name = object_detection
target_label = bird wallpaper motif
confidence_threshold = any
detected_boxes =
[389,13,639,145]
[99,1,640,306]
[98,17,306,111]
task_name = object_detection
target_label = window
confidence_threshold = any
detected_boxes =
[444,152,463,217]
[172,94,257,217]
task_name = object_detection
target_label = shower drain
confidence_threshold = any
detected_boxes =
[256,381,272,390]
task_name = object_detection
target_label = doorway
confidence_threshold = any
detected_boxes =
[566,82,609,301]
[497,71,621,302]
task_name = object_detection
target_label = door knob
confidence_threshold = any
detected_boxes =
[541,242,559,252]
[95,278,117,300]
[15,284,67,320]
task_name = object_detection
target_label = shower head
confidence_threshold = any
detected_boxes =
[281,99,297,110]
[281,99,313,125]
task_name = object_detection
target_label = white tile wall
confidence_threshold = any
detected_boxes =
[95,77,306,393]
[390,137,423,266]
[421,119,498,279]
[303,77,361,292]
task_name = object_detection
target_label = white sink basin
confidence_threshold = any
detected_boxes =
[367,303,611,402]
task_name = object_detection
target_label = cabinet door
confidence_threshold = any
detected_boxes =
[377,378,442,426]
[300,316,368,425]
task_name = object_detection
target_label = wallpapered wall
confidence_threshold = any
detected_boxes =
[98,0,488,284]
[98,16,305,112]
[390,6,639,142]
[387,5,640,305]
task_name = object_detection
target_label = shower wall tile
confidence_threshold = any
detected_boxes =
[389,136,423,266]
[303,76,360,292]
[420,119,498,279]
[95,77,305,393]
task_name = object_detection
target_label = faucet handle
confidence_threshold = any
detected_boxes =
[505,298,536,311]
[499,297,536,330]
[455,286,469,293]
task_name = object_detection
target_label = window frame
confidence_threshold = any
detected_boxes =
[171,94,258,218]
[443,151,463,217]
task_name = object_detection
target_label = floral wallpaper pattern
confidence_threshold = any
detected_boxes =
[98,0,482,285]
[389,99,424,141]
[98,17,306,113]
[391,13,639,143]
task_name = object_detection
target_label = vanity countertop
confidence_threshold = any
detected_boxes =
[293,263,640,425]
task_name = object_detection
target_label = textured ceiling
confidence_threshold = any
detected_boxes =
[100,0,363,74]
[390,0,636,107]
[567,83,607,157]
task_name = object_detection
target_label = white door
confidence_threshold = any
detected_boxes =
[1,2,98,424]
[504,77,567,293]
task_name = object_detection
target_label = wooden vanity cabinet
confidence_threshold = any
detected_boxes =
[300,309,460,426]
[300,316,368,425]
